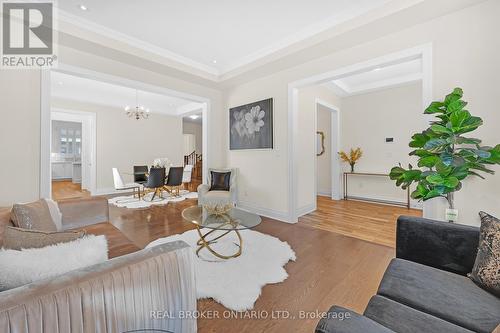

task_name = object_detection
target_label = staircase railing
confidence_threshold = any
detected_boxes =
[184,152,202,179]
[184,151,196,167]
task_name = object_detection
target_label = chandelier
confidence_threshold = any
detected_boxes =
[125,90,150,120]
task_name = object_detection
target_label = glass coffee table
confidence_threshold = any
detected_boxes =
[182,206,261,259]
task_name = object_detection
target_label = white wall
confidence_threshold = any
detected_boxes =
[226,86,289,219]
[340,83,422,206]
[0,70,41,206]
[52,99,183,192]
[316,105,332,196]
[222,0,500,225]
[182,120,203,154]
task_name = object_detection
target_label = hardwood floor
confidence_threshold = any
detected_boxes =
[52,180,90,201]
[300,196,422,247]
[80,197,408,332]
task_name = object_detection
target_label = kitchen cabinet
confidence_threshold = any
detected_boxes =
[52,161,73,179]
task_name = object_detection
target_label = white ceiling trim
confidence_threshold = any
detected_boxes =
[56,2,395,80]
[330,72,422,97]
[176,102,204,116]
[57,9,220,76]
[220,2,392,74]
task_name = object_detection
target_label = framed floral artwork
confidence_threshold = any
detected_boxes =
[229,98,273,150]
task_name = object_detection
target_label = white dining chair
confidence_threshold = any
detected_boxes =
[112,168,141,201]
[182,165,194,191]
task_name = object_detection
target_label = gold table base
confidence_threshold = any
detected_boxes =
[194,224,243,260]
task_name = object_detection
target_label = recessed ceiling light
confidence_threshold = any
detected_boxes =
[79,4,88,11]
[212,60,217,64]
[189,115,199,120]
[373,67,382,71]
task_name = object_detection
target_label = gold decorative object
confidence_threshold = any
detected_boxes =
[203,203,233,216]
[195,227,242,260]
[316,131,325,156]
[339,147,363,172]
[182,206,261,260]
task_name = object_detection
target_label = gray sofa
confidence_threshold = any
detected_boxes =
[0,198,197,333]
[316,216,500,333]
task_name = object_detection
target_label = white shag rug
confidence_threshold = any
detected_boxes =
[109,190,198,209]
[147,229,296,311]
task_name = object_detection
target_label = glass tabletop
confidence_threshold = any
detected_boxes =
[182,206,262,230]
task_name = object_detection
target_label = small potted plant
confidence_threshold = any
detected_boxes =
[389,88,500,222]
[339,148,363,172]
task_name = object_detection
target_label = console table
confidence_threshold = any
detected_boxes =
[343,172,410,208]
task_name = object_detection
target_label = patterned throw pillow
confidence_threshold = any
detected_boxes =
[469,211,500,297]
[3,226,86,250]
[11,199,57,232]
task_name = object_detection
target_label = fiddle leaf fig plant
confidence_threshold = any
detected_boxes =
[389,88,500,209]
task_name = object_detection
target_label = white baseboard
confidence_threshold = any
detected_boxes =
[237,201,292,223]
[296,203,316,217]
[411,201,423,210]
[317,190,332,197]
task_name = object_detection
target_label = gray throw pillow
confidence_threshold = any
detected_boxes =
[469,211,500,297]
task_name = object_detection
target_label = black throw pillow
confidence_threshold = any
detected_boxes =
[210,171,231,191]
[468,211,500,297]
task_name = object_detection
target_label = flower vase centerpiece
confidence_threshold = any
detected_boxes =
[339,148,363,172]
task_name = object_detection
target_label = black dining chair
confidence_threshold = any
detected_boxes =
[143,167,166,202]
[133,165,149,185]
[164,166,184,197]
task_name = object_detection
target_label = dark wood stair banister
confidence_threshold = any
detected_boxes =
[184,151,196,167]
[184,152,202,179]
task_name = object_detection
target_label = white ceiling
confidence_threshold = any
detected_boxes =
[327,58,422,96]
[183,113,203,124]
[57,0,390,75]
[51,71,200,115]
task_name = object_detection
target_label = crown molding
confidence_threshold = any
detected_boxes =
[55,1,415,82]
[218,0,397,74]
[57,9,220,77]
[176,102,204,116]
[55,0,480,85]
[331,72,422,97]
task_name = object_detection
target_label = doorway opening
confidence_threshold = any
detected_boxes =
[315,100,340,201]
[289,44,432,222]
[50,111,96,200]
[182,111,203,192]
[40,64,211,199]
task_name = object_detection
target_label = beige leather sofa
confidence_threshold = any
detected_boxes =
[0,198,197,333]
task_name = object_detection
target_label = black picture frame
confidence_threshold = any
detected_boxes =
[229,98,273,150]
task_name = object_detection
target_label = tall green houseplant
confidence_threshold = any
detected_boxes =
[390,88,500,211]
